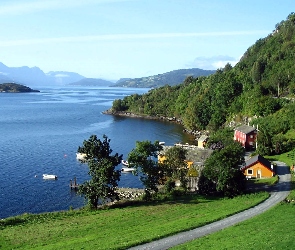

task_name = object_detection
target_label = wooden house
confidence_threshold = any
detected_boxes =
[234,125,257,149]
[241,154,275,179]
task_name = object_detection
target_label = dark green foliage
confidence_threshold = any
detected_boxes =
[0,83,39,92]
[77,135,122,209]
[128,140,163,199]
[206,127,235,149]
[198,141,246,197]
[254,102,295,155]
[162,146,188,190]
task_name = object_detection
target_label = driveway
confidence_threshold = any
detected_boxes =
[129,162,291,250]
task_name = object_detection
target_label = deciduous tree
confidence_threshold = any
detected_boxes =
[198,141,246,197]
[162,146,188,190]
[77,135,122,209]
[128,140,163,199]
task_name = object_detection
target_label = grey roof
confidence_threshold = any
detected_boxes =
[160,145,213,165]
[235,125,256,134]
[242,154,273,171]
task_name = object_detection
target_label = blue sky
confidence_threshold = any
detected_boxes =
[0,0,293,80]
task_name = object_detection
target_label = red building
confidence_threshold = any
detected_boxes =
[234,125,257,149]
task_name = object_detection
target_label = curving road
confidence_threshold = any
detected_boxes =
[129,162,291,250]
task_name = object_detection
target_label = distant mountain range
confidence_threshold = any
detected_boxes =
[113,68,216,88]
[0,62,86,87]
[0,62,215,88]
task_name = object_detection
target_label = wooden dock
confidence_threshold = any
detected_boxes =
[69,177,79,190]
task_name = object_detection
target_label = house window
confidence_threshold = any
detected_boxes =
[250,135,253,138]
[247,169,253,175]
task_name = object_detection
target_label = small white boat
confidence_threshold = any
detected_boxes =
[43,174,57,180]
[159,141,165,145]
[121,160,129,166]
[121,167,135,172]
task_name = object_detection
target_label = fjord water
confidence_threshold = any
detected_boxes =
[0,86,193,219]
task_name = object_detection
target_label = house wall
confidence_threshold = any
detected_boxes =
[243,162,274,178]
[234,130,246,147]
[245,131,257,149]
[234,130,257,149]
[198,140,204,148]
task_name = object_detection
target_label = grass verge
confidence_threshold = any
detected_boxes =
[0,192,268,250]
[172,202,295,250]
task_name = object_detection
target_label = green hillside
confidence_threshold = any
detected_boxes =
[110,13,295,156]
[114,68,215,88]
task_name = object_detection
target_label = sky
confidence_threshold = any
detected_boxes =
[0,0,293,80]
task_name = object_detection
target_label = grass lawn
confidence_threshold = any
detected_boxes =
[172,203,295,250]
[247,175,279,185]
[0,192,268,250]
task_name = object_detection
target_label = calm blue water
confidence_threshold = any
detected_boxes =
[0,86,194,218]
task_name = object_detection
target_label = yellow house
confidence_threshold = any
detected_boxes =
[241,155,275,179]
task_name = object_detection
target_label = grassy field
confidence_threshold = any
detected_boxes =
[0,192,269,250]
[247,175,279,185]
[172,203,295,250]
[172,157,295,250]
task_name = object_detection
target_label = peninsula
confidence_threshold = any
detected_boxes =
[0,83,40,93]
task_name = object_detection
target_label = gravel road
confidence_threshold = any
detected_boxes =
[129,162,291,250]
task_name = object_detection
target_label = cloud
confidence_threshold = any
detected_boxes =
[189,55,240,70]
[0,31,268,47]
[0,0,132,15]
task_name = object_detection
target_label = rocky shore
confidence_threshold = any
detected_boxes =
[117,188,145,200]
[103,109,182,122]
[103,109,208,142]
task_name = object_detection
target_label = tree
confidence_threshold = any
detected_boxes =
[112,99,126,112]
[198,141,246,197]
[77,135,122,209]
[128,140,163,199]
[162,146,188,190]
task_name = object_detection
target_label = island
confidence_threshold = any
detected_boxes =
[0,83,40,93]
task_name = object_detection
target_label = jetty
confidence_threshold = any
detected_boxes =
[69,177,79,190]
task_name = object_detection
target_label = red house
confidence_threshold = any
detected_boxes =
[234,125,257,149]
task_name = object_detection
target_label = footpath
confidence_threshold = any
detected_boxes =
[129,162,291,250]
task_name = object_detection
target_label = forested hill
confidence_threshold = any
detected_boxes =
[114,68,215,88]
[109,13,295,156]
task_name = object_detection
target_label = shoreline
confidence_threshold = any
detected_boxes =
[103,109,207,141]
[102,109,182,123]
